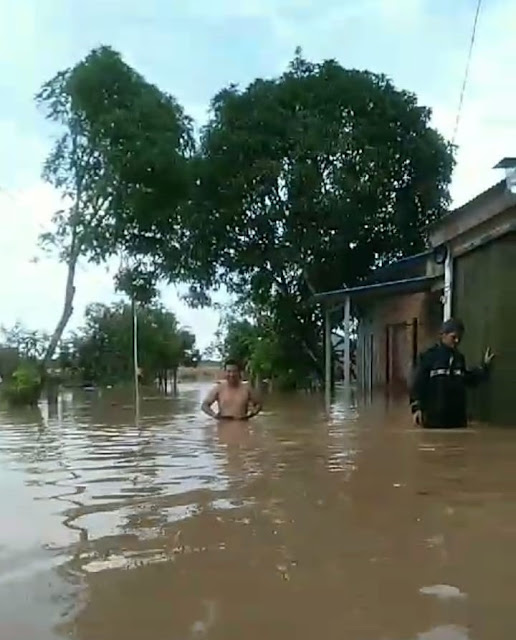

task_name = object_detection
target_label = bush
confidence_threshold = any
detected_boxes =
[1,363,43,407]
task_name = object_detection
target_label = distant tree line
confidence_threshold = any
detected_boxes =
[0,302,199,404]
[62,302,199,390]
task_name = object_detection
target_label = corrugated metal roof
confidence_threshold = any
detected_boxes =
[315,275,442,305]
[362,249,432,285]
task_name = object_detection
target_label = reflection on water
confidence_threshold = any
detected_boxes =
[0,384,515,639]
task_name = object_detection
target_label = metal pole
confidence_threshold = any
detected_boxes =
[325,307,332,406]
[444,249,453,321]
[343,295,351,388]
[132,299,140,421]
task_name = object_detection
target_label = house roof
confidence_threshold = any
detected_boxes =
[314,274,442,306]
[428,179,507,231]
[362,249,432,285]
[429,179,516,247]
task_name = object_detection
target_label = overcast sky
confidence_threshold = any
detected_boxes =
[1,0,515,351]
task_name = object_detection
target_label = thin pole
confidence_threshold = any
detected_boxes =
[343,295,351,389]
[325,307,332,407]
[444,250,453,321]
[452,0,483,145]
[132,299,140,421]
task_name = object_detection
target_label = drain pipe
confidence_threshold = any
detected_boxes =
[443,247,453,321]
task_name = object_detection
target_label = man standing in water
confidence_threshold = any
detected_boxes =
[201,359,263,420]
[410,318,495,429]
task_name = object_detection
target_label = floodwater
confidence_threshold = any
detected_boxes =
[0,385,515,640]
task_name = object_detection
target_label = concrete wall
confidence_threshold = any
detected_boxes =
[453,232,516,425]
[356,290,442,391]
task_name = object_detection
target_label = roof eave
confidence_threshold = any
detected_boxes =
[315,275,443,306]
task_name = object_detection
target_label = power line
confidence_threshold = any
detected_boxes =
[452,0,484,145]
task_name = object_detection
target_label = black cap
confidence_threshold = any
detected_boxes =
[441,318,465,335]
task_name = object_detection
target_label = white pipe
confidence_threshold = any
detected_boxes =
[343,295,351,387]
[443,248,453,321]
[325,308,331,406]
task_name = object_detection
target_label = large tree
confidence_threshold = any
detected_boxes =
[185,51,454,378]
[36,46,193,368]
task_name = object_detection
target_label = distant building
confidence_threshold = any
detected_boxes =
[316,158,516,425]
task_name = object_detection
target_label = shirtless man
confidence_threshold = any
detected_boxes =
[201,359,262,420]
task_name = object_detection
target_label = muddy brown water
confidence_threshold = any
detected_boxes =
[1,384,515,640]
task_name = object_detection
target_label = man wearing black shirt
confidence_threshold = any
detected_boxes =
[410,318,495,429]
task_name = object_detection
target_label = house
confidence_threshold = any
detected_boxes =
[316,158,516,425]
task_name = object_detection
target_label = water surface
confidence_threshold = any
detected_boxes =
[0,385,515,639]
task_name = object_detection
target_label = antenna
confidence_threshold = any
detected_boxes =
[452,0,483,145]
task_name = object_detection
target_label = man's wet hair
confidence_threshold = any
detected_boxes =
[224,358,241,370]
[441,318,465,336]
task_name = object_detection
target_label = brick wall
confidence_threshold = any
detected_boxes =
[357,291,442,390]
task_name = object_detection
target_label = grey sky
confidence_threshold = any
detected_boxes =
[1,0,514,350]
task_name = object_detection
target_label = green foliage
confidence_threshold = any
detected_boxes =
[218,318,259,366]
[1,363,42,407]
[247,333,281,382]
[114,264,159,306]
[216,312,296,387]
[184,53,454,378]
[69,302,199,385]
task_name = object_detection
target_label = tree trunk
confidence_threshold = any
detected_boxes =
[43,135,84,373]
[42,242,80,370]
[173,368,178,394]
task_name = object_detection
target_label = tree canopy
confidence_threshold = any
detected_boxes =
[183,52,454,377]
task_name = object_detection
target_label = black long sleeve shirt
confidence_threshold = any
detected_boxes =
[409,343,488,428]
